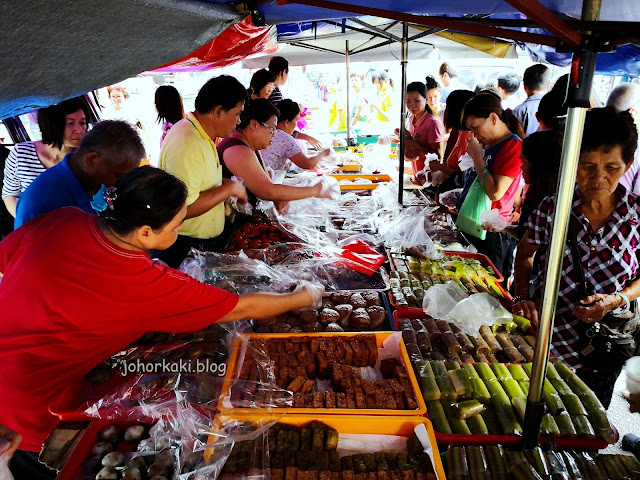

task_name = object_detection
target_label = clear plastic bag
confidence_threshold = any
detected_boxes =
[228,176,253,216]
[377,206,441,260]
[422,282,469,320]
[438,188,463,209]
[179,250,300,295]
[480,208,509,231]
[445,292,513,337]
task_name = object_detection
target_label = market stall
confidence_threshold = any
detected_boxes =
[3,1,640,480]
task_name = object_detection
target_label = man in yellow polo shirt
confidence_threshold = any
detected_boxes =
[158,75,249,268]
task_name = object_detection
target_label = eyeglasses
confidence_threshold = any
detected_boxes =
[260,122,277,135]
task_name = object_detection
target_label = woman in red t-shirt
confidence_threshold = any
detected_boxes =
[0,167,321,477]
[458,91,525,276]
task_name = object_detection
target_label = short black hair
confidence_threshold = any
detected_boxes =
[523,64,551,92]
[497,72,522,95]
[581,107,638,165]
[38,97,91,149]
[268,56,289,76]
[77,120,145,166]
[238,99,280,130]
[100,166,188,236]
[276,99,300,123]
[425,75,441,92]
[155,85,184,125]
[406,81,427,98]
[249,69,276,97]
[536,89,567,131]
[195,75,247,114]
[444,89,475,130]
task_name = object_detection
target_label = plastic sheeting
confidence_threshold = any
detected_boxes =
[257,0,640,25]
[0,0,241,119]
[150,16,278,73]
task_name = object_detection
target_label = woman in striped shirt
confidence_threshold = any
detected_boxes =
[2,97,89,217]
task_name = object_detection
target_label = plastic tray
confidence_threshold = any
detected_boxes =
[218,332,426,416]
[329,173,391,191]
[388,250,504,283]
[387,278,513,314]
[56,418,156,480]
[207,414,446,480]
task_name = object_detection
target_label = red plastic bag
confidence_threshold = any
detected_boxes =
[337,239,385,276]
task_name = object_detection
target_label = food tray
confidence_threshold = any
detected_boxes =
[388,251,504,283]
[328,173,392,191]
[56,418,155,480]
[208,414,445,480]
[251,290,396,334]
[218,332,426,416]
[387,279,512,314]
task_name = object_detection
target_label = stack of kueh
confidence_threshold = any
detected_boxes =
[233,335,418,410]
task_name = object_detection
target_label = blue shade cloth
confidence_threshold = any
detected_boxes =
[15,156,93,228]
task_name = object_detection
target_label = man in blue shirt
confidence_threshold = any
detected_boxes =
[15,121,143,228]
[513,64,551,137]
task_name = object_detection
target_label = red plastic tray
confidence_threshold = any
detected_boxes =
[387,280,513,315]
[388,251,504,283]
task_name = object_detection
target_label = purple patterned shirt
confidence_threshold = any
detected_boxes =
[526,185,640,368]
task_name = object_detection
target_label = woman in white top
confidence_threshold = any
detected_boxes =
[260,99,330,172]
[2,97,89,217]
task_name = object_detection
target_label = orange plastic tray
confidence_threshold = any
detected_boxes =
[329,174,393,191]
[207,414,446,480]
[218,332,426,416]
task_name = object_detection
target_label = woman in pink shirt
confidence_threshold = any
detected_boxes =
[404,81,444,175]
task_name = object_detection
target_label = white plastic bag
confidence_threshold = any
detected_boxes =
[480,208,508,231]
[458,153,475,171]
[422,282,468,320]
[445,293,512,336]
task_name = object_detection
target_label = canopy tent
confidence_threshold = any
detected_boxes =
[241,19,518,67]
[2,0,640,119]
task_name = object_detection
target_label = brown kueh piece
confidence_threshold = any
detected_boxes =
[361,291,380,306]
[335,304,353,327]
[366,306,386,329]
[350,308,371,330]
[331,292,351,304]
[348,293,367,308]
[319,309,340,325]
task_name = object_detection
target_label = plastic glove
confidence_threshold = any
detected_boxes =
[298,281,325,308]
[317,177,341,200]
[227,177,251,215]
[0,425,21,458]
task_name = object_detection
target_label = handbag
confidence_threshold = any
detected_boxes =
[567,217,640,370]
[455,174,491,240]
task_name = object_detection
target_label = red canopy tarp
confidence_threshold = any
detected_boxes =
[151,16,277,73]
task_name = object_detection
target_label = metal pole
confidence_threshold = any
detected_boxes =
[522,0,600,450]
[397,21,408,206]
[346,40,351,147]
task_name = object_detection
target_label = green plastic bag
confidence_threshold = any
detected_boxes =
[456,178,491,240]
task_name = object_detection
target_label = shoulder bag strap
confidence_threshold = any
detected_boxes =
[567,215,589,299]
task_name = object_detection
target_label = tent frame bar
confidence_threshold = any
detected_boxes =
[502,0,581,46]
[287,41,344,55]
[285,0,559,46]
[350,18,402,42]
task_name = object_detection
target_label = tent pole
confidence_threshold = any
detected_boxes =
[346,40,351,146]
[397,21,408,206]
[522,0,601,450]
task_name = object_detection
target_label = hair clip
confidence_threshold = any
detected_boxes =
[90,184,118,214]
